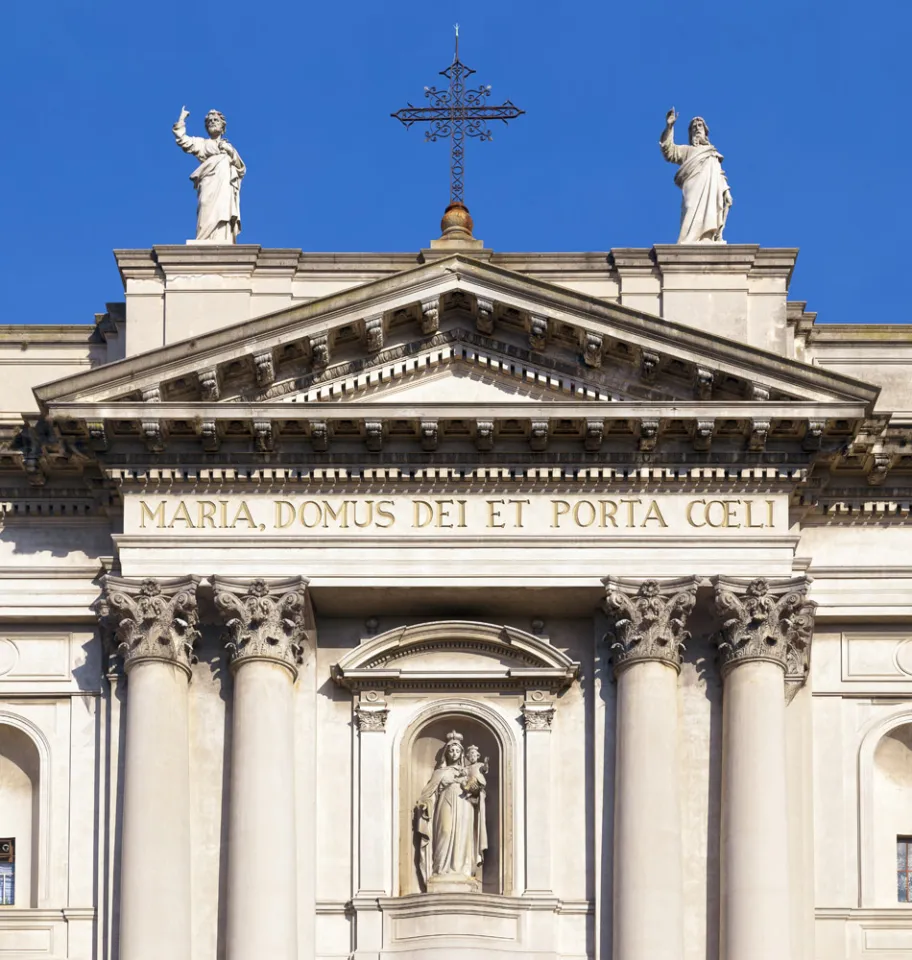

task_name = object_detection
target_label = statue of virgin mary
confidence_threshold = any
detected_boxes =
[414,730,488,893]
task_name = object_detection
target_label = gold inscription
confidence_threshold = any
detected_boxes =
[135,496,777,533]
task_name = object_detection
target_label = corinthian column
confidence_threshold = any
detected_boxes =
[712,576,815,960]
[97,576,200,960]
[603,577,698,960]
[213,577,311,960]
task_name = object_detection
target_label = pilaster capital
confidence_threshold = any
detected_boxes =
[602,577,699,676]
[96,575,201,675]
[212,576,311,679]
[712,576,816,684]
[355,692,390,732]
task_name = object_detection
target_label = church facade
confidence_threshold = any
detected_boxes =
[0,236,911,960]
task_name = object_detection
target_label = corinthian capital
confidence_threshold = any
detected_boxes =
[602,576,699,675]
[96,576,201,675]
[712,576,816,684]
[212,576,311,678]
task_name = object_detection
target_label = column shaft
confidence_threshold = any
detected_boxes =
[120,661,192,960]
[613,661,684,960]
[721,660,790,960]
[227,660,298,960]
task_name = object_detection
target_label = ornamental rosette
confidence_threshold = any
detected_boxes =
[212,576,311,678]
[602,576,699,675]
[711,576,816,683]
[96,575,201,674]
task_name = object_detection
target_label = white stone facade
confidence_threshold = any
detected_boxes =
[0,241,910,960]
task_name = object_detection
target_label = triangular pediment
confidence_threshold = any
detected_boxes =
[29,254,880,466]
[35,254,877,410]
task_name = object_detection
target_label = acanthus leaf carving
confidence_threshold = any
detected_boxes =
[602,577,699,675]
[475,297,494,335]
[584,419,604,451]
[529,420,549,452]
[96,576,201,675]
[528,315,548,352]
[254,350,275,386]
[420,298,440,335]
[310,420,331,452]
[364,316,384,353]
[638,419,659,452]
[748,419,770,452]
[198,367,221,401]
[212,576,311,679]
[711,576,816,687]
[521,702,556,731]
[475,420,494,452]
[694,367,714,400]
[311,334,330,369]
[420,419,439,452]
[583,332,603,368]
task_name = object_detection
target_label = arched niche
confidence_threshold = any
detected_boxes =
[397,699,516,898]
[0,719,45,907]
[859,711,912,906]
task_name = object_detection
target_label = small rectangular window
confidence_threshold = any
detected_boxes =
[899,836,912,903]
[0,839,14,906]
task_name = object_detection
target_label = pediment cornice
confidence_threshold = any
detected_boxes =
[330,620,580,693]
[35,255,878,409]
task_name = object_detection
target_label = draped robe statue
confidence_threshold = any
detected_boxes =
[173,107,246,242]
[415,733,488,893]
[660,110,732,243]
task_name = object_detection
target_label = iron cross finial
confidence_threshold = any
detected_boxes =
[391,32,525,208]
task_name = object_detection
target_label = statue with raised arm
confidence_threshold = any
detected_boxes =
[173,107,246,243]
[660,109,732,243]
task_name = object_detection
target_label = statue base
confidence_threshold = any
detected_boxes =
[426,874,481,894]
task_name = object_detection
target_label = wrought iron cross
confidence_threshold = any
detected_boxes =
[391,27,525,205]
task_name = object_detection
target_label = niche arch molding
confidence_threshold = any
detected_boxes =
[0,711,52,905]
[858,708,912,907]
[331,619,580,693]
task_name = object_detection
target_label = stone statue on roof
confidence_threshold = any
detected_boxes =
[173,107,246,243]
[660,108,733,244]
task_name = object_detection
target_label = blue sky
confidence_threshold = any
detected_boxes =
[1,0,906,326]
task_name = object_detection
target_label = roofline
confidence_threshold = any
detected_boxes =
[33,254,880,409]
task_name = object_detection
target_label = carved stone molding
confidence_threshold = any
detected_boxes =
[364,316,384,352]
[602,577,699,675]
[212,576,311,679]
[476,297,494,334]
[355,691,389,732]
[420,419,439,452]
[475,420,494,452]
[420,298,440,335]
[311,333,330,369]
[96,575,201,676]
[711,576,816,685]
[521,704,555,731]
[694,367,714,400]
[529,315,548,352]
[198,367,221,401]
[583,333,603,368]
[254,350,275,386]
